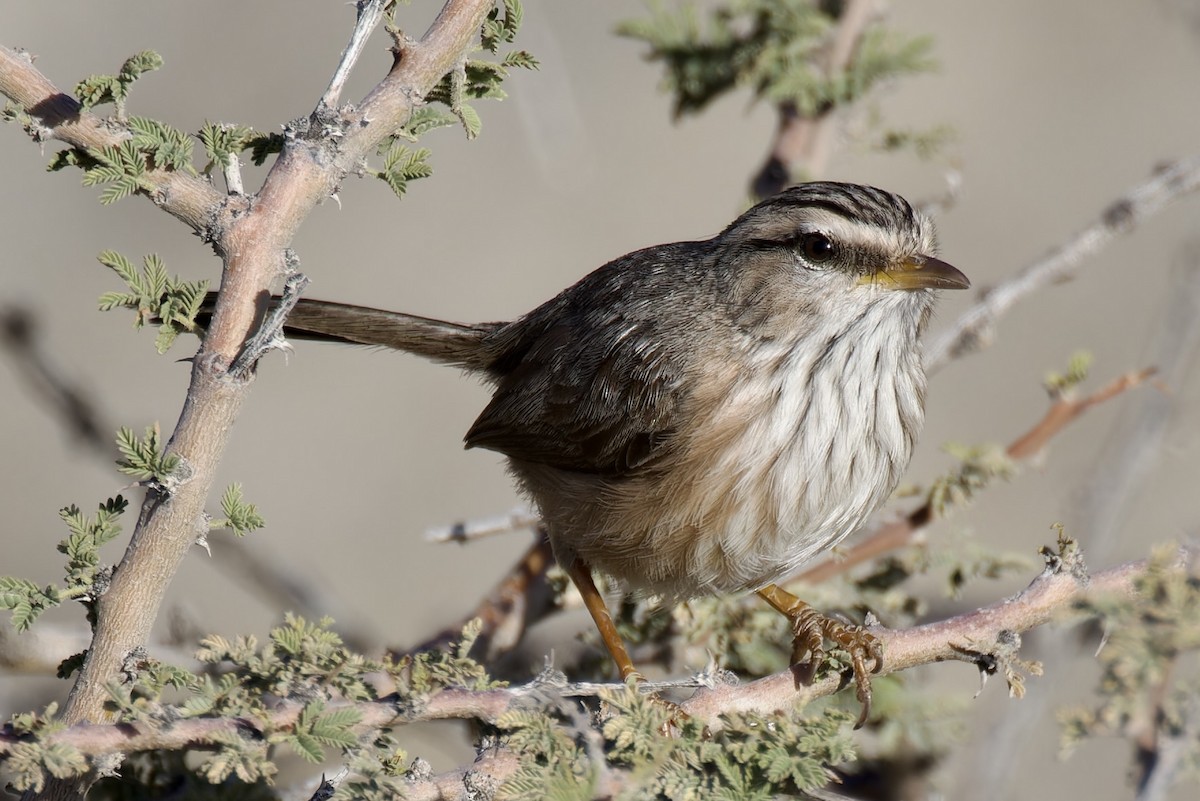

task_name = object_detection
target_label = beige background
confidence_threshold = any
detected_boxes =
[3,1,1199,798]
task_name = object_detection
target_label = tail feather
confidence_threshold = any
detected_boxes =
[197,293,501,371]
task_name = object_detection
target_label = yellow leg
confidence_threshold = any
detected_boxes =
[565,559,639,681]
[757,583,883,728]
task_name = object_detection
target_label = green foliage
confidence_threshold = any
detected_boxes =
[619,1,934,119]
[375,144,433,198]
[2,704,87,793]
[199,121,257,168]
[0,576,63,633]
[98,250,208,353]
[115,425,180,485]
[58,495,128,594]
[74,50,164,118]
[128,116,196,173]
[391,618,504,704]
[1059,545,1200,781]
[4,741,90,793]
[928,442,1016,516]
[79,140,151,204]
[421,0,538,140]
[194,614,384,707]
[212,484,265,537]
[394,106,458,142]
[0,497,128,631]
[279,701,363,764]
[605,687,855,799]
[1044,350,1094,398]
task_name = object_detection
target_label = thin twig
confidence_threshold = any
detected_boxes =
[925,155,1200,374]
[425,507,540,544]
[320,0,389,109]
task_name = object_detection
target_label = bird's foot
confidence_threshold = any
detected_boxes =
[787,606,882,728]
[757,584,883,728]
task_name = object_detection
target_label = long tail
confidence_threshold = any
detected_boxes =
[198,293,502,371]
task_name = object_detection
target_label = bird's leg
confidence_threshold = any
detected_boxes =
[566,559,688,733]
[757,583,883,728]
[565,559,639,681]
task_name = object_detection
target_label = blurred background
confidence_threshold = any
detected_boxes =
[2,1,1199,798]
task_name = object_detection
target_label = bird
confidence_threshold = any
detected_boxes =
[233,181,968,722]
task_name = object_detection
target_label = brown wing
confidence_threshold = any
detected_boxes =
[464,305,685,477]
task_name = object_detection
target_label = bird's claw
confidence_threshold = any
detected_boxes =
[787,609,883,729]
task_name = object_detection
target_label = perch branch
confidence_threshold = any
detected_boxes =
[0,7,499,786]
[5,549,1186,760]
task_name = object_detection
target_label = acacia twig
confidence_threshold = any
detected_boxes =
[925,155,1200,374]
[3,550,1187,765]
[320,0,389,109]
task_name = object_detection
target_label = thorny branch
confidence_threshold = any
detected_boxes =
[1,549,1189,792]
[1,6,500,789]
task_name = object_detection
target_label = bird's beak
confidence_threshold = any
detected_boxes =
[861,255,970,291]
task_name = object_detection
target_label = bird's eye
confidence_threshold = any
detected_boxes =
[800,233,835,264]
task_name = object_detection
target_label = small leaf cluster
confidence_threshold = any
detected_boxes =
[1059,545,1200,773]
[1044,350,1094,399]
[199,122,256,168]
[115,425,180,485]
[928,441,1016,516]
[98,250,208,353]
[74,50,163,119]
[618,1,934,119]
[392,618,505,705]
[3,704,88,793]
[493,707,594,800]
[211,484,265,538]
[0,496,127,632]
[612,687,855,799]
[423,0,539,140]
[374,143,433,198]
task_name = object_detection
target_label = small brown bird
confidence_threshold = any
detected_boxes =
[255,182,968,720]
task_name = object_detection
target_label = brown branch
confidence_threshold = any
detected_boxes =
[750,0,876,199]
[3,550,1186,770]
[925,156,1200,374]
[793,366,1157,586]
[0,49,224,233]
[2,9,498,796]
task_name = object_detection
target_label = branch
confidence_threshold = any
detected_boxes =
[320,0,388,109]
[750,0,876,198]
[0,5,500,782]
[4,550,1187,772]
[0,48,224,233]
[925,156,1200,374]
